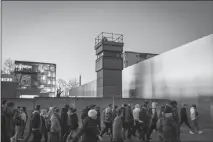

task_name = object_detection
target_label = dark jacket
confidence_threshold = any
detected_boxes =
[180,107,187,119]
[112,109,117,121]
[139,108,149,125]
[74,117,99,142]
[61,108,68,133]
[81,107,89,120]
[124,107,133,123]
[1,113,14,142]
[31,111,42,130]
[68,113,79,130]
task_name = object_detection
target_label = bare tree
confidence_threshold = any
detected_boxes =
[2,58,15,74]
[67,78,79,96]
[56,78,67,97]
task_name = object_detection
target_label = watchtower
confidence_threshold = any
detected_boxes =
[95,32,124,98]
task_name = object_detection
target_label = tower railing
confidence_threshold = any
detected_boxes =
[95,32,123,46]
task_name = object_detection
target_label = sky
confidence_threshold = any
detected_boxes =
[2,1,213,84]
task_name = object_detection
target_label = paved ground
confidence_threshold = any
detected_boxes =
[23,126,213,142]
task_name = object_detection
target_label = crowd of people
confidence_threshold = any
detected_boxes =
[1,99,203,142]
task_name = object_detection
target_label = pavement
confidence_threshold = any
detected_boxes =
[22,126,213,142]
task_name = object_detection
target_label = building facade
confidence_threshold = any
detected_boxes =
[14,61,56,97]
[123,51,158,68]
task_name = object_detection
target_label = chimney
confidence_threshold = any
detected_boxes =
[79,75,81,86]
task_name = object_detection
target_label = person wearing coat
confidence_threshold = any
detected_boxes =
[112,107,124,142]
[73,109,100,142]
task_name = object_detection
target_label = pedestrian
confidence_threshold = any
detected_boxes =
[19,107,27,140]
[139,104,149,141]
[21,107,28,139]
[72,109,100,142]
[11,108,22,142]
[112,105,118,122]
[1,101,15,142]
[180,104,193,134]
[100,104,113,140]
[156,104,180,142]
[50,107,62,142]
[146,102,158,141]
[61,107,69,142]
[112,107,124,142]
[81,106,89,123]
[190,104,203,134]
[31,105,43,142]
[66,108,79,142]
[132,104,141,136]
[123,104,133,141]
[96,106,101,131]
[40,109,48,142]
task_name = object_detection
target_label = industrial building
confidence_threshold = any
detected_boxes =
[123,51,158,68]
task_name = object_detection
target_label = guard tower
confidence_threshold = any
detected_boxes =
[95,32,124,98]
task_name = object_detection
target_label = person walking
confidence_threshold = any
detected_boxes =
[123,104,134,141]
[31,105,43,142]
[40,109,48,142]
[146,102,158,141]
[132,104,141,136]
[100,104,113,139]
[21,107,28,139]
[1,101,16,142]
[156,104,180,142]
[66,108,79,142]
[112,107,124,142]
[50,107,62,142]
[180,104,193,134]
[190,105,203,134]
[73,109,100,142]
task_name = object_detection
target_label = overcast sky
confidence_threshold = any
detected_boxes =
[2,1,213,84]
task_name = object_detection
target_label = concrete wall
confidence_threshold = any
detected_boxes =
[123,34,213,100]
[1,81,18,98]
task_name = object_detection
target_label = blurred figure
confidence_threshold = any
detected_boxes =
[132,104,141,136]
[180,104,193,134]
[73,109,100,142]
[146,102,158,141]
[50,107,62,142]
[66,108,79,141]
[112,105,118,122]
[21,107,28,139]
[156,104,180,142]
[31,105,42,142]
[139,104,149,141]
[100,104,113,139]
[40,109,48,142]
[61,107,69,142]
[190,104,203,134]
[1,101,15,142]
[123,104,133,141]
[95,106,101,131]
[12,108,22,142]
[19,107,27,140]
[112,107,124,142]
[81,106,89,123]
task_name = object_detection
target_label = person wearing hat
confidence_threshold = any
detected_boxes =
[73,109,100,142]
